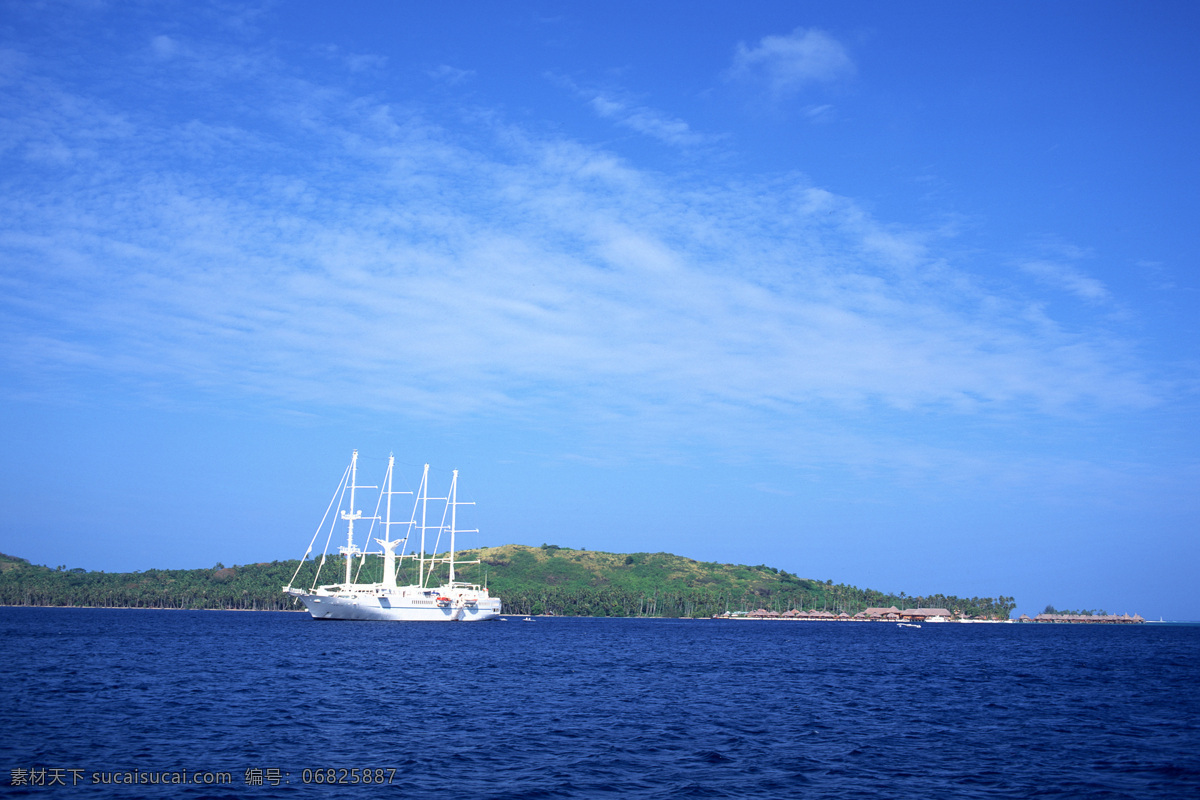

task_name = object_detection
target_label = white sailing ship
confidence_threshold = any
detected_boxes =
[284,451,502,621]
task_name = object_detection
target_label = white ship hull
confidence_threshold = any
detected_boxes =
[288,586,501,622]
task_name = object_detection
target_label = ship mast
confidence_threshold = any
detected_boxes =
[447,469,476,586]
[449,470,457,584]
[418,463,430,588]
[374,455,405,589]
[339,450,363,586]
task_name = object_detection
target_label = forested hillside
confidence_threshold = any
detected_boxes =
[0,545,1017,618]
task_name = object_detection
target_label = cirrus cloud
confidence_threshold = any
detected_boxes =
[0,24,1161,477]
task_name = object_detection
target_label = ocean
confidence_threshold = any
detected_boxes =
[2,608,1198,798]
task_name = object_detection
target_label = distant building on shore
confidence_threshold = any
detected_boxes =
[1025,613,1144,624]
[715,607,1144,624]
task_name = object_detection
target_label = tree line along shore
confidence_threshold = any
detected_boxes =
[0,544,1019,619]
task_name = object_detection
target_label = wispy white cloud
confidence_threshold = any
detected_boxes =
[1020,259,1110,303]
[345,52,387,73]
[150,34,182,60]
[803,103,834,123]
[427,64,474,85]
[0,28,1161,481]
[553,75,715,149]
[585,91,710,148]
[728,27,854,98]
[0,53,134,165]
[0,46,27,83]
[309,43,388,73]
[1137,259,1180,292]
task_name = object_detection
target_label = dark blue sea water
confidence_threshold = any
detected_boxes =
[2,609,1198,799]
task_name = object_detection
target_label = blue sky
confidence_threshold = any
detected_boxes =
[2,1,1198,619]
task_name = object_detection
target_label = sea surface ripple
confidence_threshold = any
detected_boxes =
[2,608,1198,798]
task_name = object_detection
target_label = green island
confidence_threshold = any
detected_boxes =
[0,545,1017,619]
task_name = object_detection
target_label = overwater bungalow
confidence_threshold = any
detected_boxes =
[857,606,902,621]
[898,607,953,622]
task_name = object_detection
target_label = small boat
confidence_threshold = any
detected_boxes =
[897,622,922,629]
[522,617,534,622]
[284,450,502,622]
